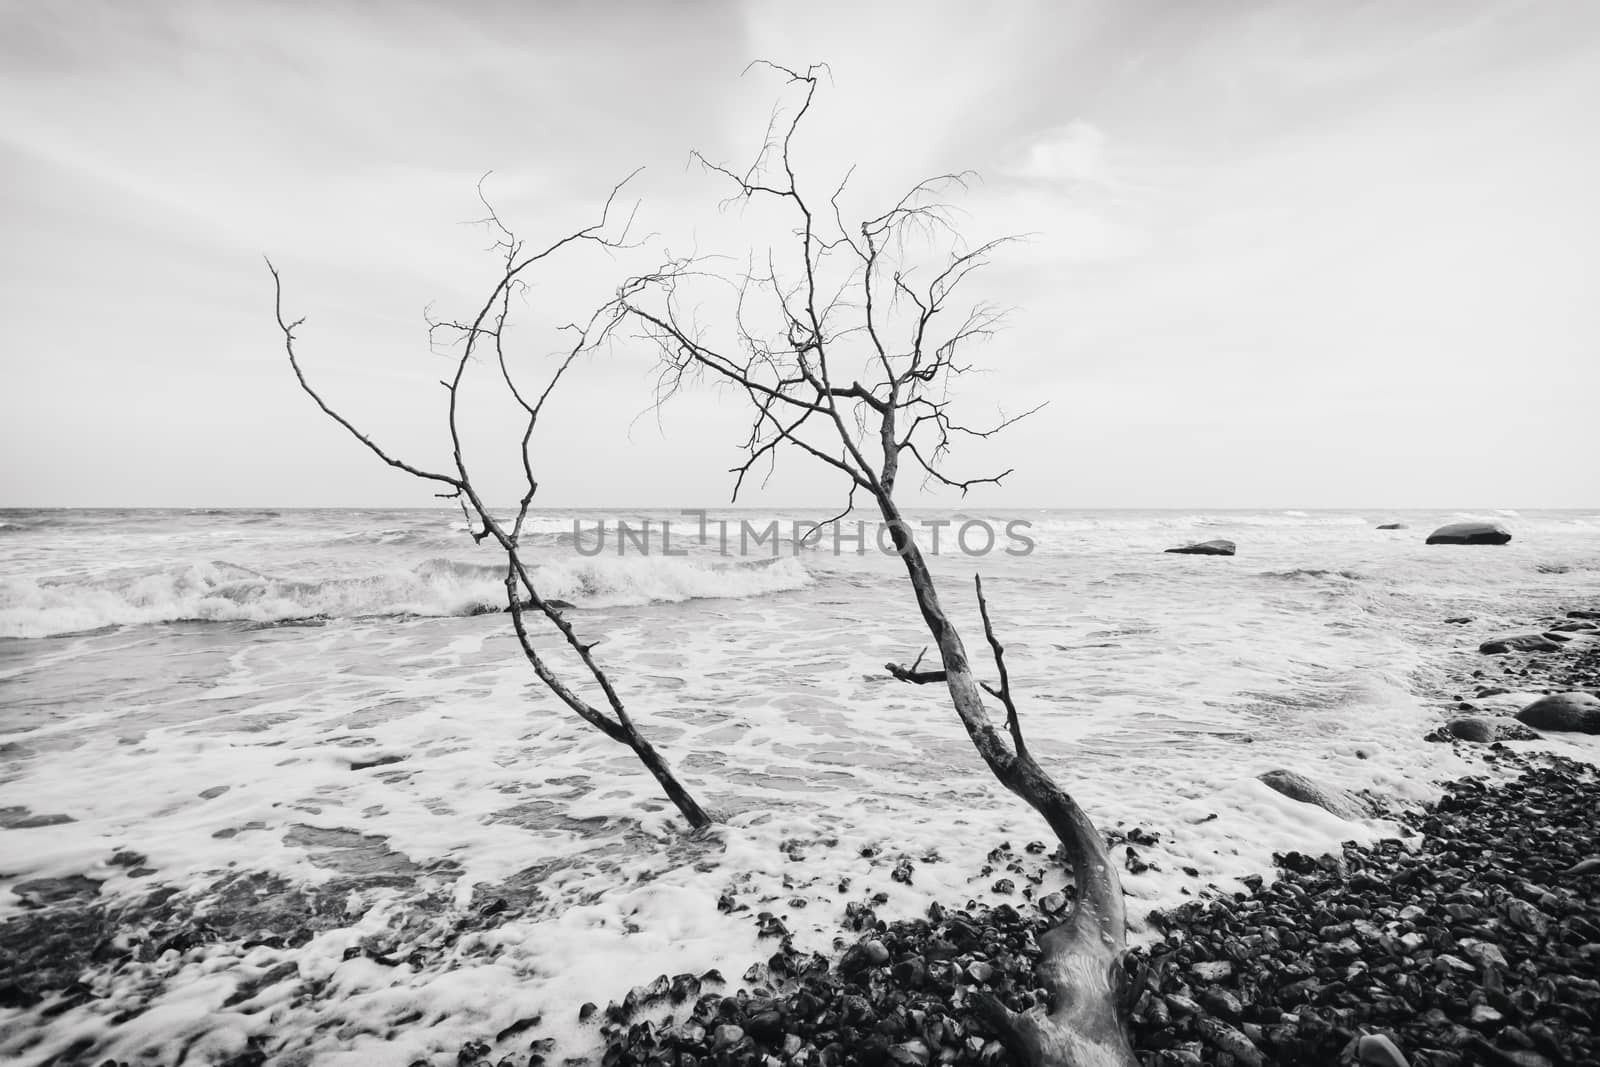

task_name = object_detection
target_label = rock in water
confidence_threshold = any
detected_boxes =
[1433,716,1543,744]
[1425,521,1511,545]
[1516,692,1600,734]
[1480,634,1565,654]
[1165,539,1236,556]
[1257,769,1371,821]
[1376,523,1407,530]
[1444,717,1497,742]
[0,807,75,829]
[11,875,101,907]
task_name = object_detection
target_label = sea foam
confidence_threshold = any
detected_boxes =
[0,555,812,638]
[1,508,1597,1065]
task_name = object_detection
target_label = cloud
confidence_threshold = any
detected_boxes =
[1004,120,1111,184]
[969,185,1149,267]
[959,122,1148,269]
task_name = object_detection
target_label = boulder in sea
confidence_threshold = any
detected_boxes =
[1376,523,1407,530]
[1479,634,1565,654]
[1165,539,1236,556]
[1569,609,1600,620]
[1550,620,1598,633]
[1425,521,1511,545]
[1257,769,1371,821]
[1516,692,1600,734]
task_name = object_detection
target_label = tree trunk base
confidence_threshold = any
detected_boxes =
[976,910,1140,1067]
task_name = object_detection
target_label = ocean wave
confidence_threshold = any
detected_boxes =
[323,527,461,549]
[186,509,283,521]
[531,555,810,607]
[1186,513,1369,528]
[1258,568,1364,582]
[0,556,812,639]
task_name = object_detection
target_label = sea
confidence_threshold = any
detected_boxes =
[2,507,1597,1065]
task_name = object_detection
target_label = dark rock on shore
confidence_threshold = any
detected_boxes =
[1258,769,1374,821]
[1480,635,1565,655]
[1516,692,1600,734]
[1425,521,1512,545]
[1428,717,1541,744]
[1442,718,1497,742]
[1165,540,1236,557]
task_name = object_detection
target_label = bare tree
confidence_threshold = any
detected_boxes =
[267,182,713,830]
[618,64,1139,1065]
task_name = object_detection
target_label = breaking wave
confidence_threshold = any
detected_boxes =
[0,556,812,639]
[1185,513,1369,528]
[1258,568,1365,582]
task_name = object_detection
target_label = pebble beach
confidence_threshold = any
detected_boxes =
[563,606,1600,1067]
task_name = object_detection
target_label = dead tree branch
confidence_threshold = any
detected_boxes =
[622,64,1132,1064]
[974,575,1027,760]
[882,646,948,685]
[269,179,712,830]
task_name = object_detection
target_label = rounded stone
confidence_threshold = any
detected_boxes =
[1425,521,1511,545]
[1516,692,1600,734]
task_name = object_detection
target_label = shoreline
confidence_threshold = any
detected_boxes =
[566,605,1600,1067]
[2,597,1596,1065]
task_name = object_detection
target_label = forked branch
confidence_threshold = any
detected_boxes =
[975,575,1026,759]
[269,184,712,829]
[883,646,948,685]
[627,62,1137,1064]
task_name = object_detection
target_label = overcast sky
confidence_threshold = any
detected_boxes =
[3,0,1596,509]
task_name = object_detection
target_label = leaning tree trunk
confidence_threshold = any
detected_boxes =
[976,751,1139,1066]
[880,503,1140,1067]
[502,563,712,829]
